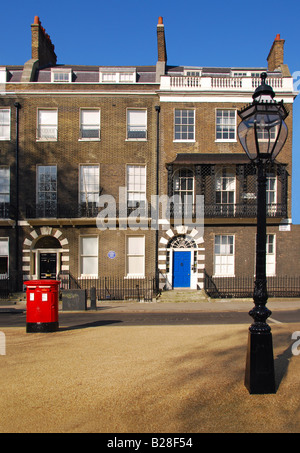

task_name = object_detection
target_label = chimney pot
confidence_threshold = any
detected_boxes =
[158,17,163,25]
[275,34,281,41]
[34,16,40,25]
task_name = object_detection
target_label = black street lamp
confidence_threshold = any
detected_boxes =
[237,73,289,394]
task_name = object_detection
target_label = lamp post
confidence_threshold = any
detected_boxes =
[237,73,289,394]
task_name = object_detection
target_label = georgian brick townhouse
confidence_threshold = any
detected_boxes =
[0,16,298,296]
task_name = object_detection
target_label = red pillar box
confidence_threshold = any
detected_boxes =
[24,280,60,333]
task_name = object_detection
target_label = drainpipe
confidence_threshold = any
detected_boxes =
[14,102,21,291]
[155,105,160,292]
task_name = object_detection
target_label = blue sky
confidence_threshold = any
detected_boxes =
[1,0,299,222]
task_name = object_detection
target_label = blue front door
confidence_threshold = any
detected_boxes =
[173,251,191,288]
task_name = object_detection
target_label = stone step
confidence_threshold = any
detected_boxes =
[158,289,209,303]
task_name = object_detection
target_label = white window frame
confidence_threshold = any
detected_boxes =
[99,68,136,84]
[126,165,146,206]
[173,168,195,210]
[215,109,237,142]
[51,68,72,83]
[184,69,202,77]
[79,236,98,278]
[79,109,101,141]
[266,174,277,215]
[0,237,9,277]
[0,109,10,141]
[266,234,276,276]
[0,167,10,204]
[37,109,58,141]
[126,235,145,277]
[215,167,236,215]
[36,165,57,217]
[214,234,235,277]
[126,109,147,140]
[79,164,100,204]
[174,109,195,142]
[254,234,276,277]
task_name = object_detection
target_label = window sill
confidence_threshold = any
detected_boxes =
[215,139,237,143]
[125,138,147,142]
[173,140,196,143]
[213,274,235,278]
[78,138,101,142]
[36,139,58,142]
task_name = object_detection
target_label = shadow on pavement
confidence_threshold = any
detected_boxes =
[274,342,294,391]
[59,319,123,331]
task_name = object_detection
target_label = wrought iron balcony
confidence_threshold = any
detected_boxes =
[25,200,287,221]
[25,202,152,219]
[0,203,13,219]
[168,202,287,219]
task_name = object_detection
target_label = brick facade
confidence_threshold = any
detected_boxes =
[0,16,298,294]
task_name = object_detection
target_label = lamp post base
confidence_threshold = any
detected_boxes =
[245,330,276,394]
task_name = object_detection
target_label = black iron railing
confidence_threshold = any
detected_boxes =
[204,271,300,298]
[0,203,13,219]
[0,273,19,299]
[169,202,287,219]
[26,202,152,219]
[59,273,158,302]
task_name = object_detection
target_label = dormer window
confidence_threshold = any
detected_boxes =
[232,72,247,77]
[51,68,72,83]
[99,68,136,83]
[184,69,202,77]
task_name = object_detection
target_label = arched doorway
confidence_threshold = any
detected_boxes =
[167,234,197,289]
[32,236,62,279]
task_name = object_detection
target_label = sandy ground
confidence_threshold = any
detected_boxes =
[0,322,299,433]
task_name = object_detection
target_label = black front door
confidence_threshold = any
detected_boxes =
[40,253,57,279]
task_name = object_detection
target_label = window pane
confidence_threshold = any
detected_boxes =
[127,236,145,276]
[127,236,144,255]
[81,237,98,256]
[127,256,144,275]
[80,166,99,203]
[38,110,58,139]
[127,165,146,201]
[174,110,194,140]
[80,110,100,139]
[0,238,8,255]
[81,256,98,275]
[127,110,147,138]
[38,110,57,125]
[214,235,234,275]
[0,168,10,202]
[80,236,98,276]
[0,109,10,139]
[127,110,146,125]
[216,110,236,140]
[81,110,100,125]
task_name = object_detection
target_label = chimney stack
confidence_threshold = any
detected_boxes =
[156,17,167,82]
[267,34,285,72]
[31,16,57,67]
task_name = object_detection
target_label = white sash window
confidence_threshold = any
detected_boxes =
[37,109,58,140]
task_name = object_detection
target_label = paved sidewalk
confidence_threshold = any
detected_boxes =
[2,297,300,313]
[96,298,300,313]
